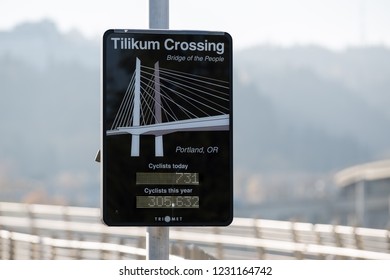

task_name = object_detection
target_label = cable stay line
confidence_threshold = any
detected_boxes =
[111,74,132,129]
[159,70,230,99]
[142,68,229,117]
[124,76,136,126]
[160,80,228,117]
[140,77,182,123]
[140,73,156,125]
[159,87,180,122]
[140,79,159,126]
[142,66,227,121]
[111,72,136,129]
[116,72,135,127]
[158,81,210,118]
[160,75,229,112]
[159,87,197,120]
[142,65,229,88]
[158,67,229,91]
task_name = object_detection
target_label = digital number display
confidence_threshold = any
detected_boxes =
[136,172,199,185]
[136,196,199,208]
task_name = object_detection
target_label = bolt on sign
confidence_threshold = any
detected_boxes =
[102,30,233,226]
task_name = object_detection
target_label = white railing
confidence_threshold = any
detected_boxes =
[1,202,390,260]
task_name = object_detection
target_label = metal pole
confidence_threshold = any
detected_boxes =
[149,0,169,29]
[147,0,169,260]
[146,227,169,259]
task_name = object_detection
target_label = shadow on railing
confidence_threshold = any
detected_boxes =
[1,202,390,260]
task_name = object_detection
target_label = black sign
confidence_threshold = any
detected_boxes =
[102,30,233,226]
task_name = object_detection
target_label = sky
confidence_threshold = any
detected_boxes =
[1,0,390,50]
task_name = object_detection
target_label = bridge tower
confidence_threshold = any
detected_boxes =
[154,61,164,157]
[130,58,164,157]
[131,58,141,157]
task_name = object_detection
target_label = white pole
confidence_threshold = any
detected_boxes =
[149,0,169,29]
[147,0,169,260]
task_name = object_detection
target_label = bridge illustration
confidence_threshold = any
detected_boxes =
[107,58,230,157]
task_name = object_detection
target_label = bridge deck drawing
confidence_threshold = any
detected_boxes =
[107,114,229,136]
[106,58,230,157]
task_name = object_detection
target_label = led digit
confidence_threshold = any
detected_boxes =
[136,196,199,208]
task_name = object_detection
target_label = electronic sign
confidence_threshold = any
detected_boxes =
[102,29,232,226]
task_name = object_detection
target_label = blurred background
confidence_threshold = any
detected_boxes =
[1,0,390,260]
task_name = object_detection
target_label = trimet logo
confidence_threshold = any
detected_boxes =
[155,216,183,223]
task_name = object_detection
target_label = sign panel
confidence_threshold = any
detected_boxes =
[102,29,233,226]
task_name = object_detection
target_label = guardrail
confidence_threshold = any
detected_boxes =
[1,202,390,260]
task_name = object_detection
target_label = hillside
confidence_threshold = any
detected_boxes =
[234,46,390,172]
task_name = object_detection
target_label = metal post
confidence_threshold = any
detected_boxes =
[149,0,169,29]
[147,0,169,260]
[146,227,169,259]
